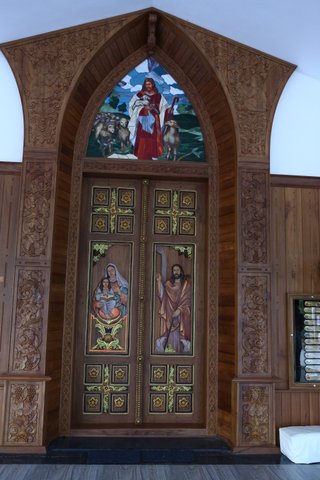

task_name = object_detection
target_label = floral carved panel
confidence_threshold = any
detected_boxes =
[240,274,270,375]
[4,382,42,445]
[4,19,127,146]
[240,170,268,266]
[239,383,273,446]
[19,162,54,259]
[181,22,293,157]
[11,269,48,373]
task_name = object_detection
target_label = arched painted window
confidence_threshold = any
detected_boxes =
[86,58,205,162]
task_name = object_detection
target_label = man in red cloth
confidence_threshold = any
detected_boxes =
[128,78,169,160]
[155,264,192,353]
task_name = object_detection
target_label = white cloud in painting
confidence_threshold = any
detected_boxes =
[131,84,142,92]
[162,74,176,85]
[135,60,149,73]
[119,74,133,89]
[170,86,184,95]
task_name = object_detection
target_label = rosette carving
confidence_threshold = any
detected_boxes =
[6,383,40,444]
[19,162,53,258]
[12,270,45,372]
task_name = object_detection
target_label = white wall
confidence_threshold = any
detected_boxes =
[270,70,320,177]
[0,51,23,163]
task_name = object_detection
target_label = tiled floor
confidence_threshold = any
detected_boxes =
[1,464,320,480]
[1,437,319,479]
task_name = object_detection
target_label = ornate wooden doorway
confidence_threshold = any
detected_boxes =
[71,175,208,431]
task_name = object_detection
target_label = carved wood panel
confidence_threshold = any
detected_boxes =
[239,274,270,376]
[239,169,269,267]
[3,380,45,446]
[237,382,274,446]
[180,21,294,158]
[10,268,49,374]
[3,18,129,147]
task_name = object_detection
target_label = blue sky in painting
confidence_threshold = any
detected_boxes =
[105,58,194,114]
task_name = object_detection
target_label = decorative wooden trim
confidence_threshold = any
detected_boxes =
[147,13,157,56]
[135,179,149,425]
[0,375,51,381]
[83,159,210,178]
[0,163,22,174]
[270,174,320,188]
[207,170,219,434]
[69,427,208,437]
[58,158,83,434]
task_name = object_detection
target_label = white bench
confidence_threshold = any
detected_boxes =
[279,426,320,464]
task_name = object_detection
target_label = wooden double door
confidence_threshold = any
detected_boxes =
[71,175,208,431]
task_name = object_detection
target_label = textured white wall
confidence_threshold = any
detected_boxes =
[270,70,320,177]
[0,51,23,162]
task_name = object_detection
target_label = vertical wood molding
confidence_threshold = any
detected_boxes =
[0,173,21,374]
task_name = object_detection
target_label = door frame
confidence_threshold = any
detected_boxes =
[59,50,220,437]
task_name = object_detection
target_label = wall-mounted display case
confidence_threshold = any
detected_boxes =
[288,294,320,388]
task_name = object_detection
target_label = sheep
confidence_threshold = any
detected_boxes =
[117,117,130,151]
[95,122,115,156]
[162,119,180,161]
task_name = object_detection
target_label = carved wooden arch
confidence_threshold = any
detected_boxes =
[75,48,218,164]
[57,10,237,172]
[53,10,238,435]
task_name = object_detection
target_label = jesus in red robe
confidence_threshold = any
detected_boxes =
[128,78,169,160]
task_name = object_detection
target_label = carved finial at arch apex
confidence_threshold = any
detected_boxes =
[147,13,158,55]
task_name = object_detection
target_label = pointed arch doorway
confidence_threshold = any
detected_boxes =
[68,56,216,434]
[57,11,237,438]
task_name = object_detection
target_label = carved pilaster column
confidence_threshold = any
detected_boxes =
[235,167,276,449]
[0,155,56,452]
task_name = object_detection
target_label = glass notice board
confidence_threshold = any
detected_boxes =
[288,294,320,388]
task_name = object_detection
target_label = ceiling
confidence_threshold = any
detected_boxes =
[1,0,320,81]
